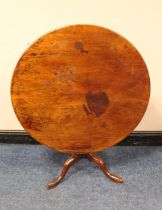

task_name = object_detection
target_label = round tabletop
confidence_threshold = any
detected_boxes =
[11,24,150,154]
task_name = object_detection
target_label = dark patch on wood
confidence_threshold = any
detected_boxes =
[30,53,37,56]
[82,104,92,115]
[74,41,88,53]
[22,116,41,131]
[84,91,109,117]
[101,122,106,128]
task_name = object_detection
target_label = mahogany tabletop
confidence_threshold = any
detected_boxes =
[11,25,150,154]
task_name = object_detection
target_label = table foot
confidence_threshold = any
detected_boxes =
[47,153,123,189]
[47,155,81,189]
[87,153,123,184]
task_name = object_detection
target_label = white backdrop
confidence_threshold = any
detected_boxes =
[0,0,162,130]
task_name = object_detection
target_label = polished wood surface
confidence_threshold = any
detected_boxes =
[11,24,150,154]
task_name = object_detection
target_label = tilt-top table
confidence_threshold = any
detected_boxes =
[11,24,150,189]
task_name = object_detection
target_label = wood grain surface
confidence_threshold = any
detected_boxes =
[11,24,150,154]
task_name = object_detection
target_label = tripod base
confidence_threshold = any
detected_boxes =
[48,153,123,189]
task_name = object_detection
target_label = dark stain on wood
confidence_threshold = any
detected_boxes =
[82,104,92,115]
[22,116,41,131]
[84,91,109,117]
[101,122,106,128]
[74,41,88,53]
